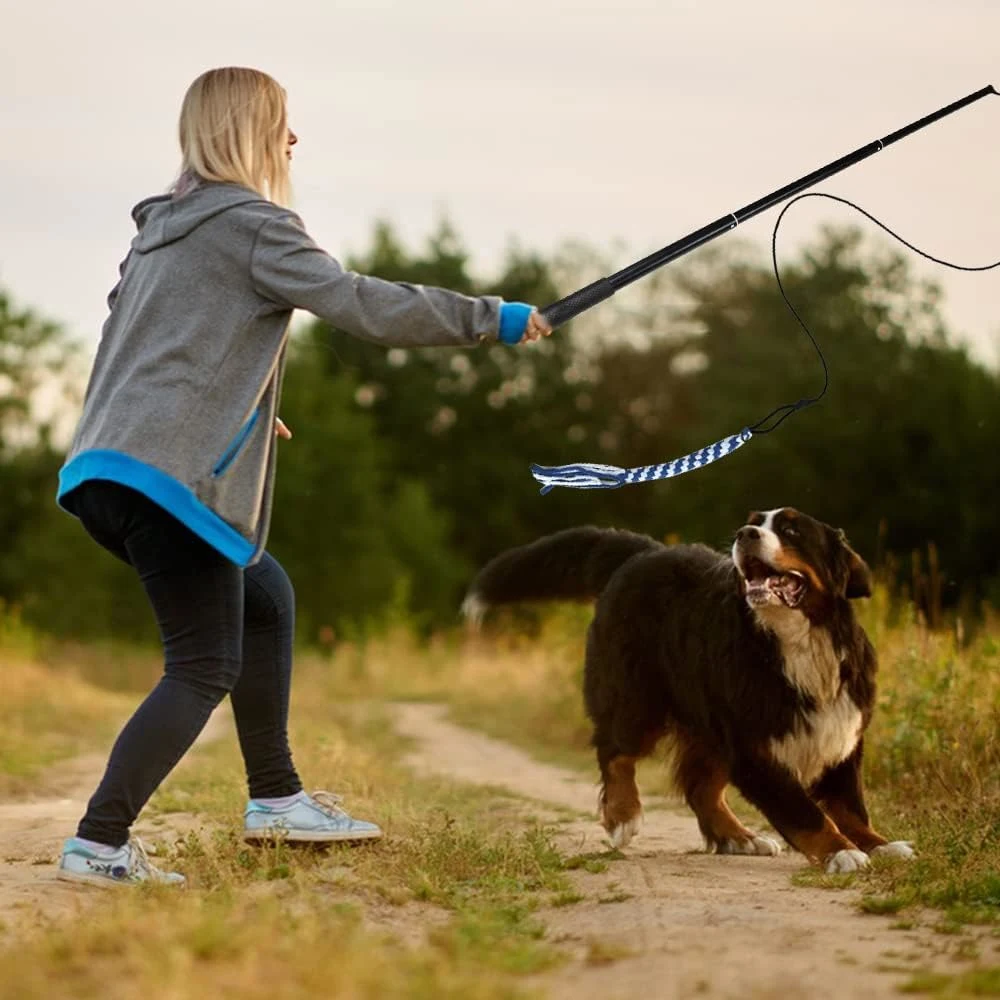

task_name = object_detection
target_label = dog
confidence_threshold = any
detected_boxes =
[463,508,914,874]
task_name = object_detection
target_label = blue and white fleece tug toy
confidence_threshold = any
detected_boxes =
[531,428,753,495]
[527,84,999,494]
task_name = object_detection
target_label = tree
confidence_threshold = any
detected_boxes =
[290,220,1000,621]
[0,291,75,450]
[298,219,609,571]
[0,289,154,639]
[576,228,1000,605]
[5,216,999,642]
[268,335,469,640]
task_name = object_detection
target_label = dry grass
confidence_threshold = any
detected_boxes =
[6,890,540,1000]
[0,611,570,998]
[353,586,1000,929]
[3,584,1000,997]
[853,596,1000,925]
[307,605,596,773]
[0,650,134,795]
[0,602,157,794]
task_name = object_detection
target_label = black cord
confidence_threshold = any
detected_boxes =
[748,192,1000,435]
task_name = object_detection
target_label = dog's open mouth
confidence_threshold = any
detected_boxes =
[740,556,806,608]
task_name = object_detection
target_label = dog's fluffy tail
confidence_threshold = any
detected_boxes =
[462,526,659,624]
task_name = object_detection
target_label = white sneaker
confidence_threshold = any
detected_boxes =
[57,836,186,888]
[243,790,383,843]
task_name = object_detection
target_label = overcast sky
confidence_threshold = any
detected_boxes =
[3,0,998,364]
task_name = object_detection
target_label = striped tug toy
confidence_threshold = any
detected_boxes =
[531,428,753,495]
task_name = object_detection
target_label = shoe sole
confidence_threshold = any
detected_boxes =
[56,868,185,889]
[56,867,132,889]
[242,828,383,844]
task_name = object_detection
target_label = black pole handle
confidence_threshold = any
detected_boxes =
[541,278,616,329]
[540,84,997,330]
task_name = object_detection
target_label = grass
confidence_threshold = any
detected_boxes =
[442,609,596,774]
[213,587,1000,935]
[4,584,1000,994]
[0,614,577,998]
[0,648,135,794]
[7,891,542,1000]
[372,585,1000,932]
[901,967,1000,996]
[0,602,159,793]
[850,596,1000,928]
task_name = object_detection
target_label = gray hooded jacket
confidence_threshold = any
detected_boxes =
[58,183,503,566]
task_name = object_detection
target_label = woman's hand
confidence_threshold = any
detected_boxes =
[275,417,292,440]
[521,308,552,343]
[498,303,553,345]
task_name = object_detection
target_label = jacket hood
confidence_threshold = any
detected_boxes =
[130,184,267,252]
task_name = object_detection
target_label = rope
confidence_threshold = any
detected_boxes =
[531,192,999,493]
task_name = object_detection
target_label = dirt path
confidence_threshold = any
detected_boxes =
[393,702,971,1000]
[0,708,229,936]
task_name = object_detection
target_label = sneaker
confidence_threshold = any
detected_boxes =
[243,790,383,844]
[57,836,186,888]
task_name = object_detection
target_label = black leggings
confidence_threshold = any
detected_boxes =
[71,480,302,846]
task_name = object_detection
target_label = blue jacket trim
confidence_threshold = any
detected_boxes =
[57,450,255,567]
[498,302,533,344]
[213,407,260,477]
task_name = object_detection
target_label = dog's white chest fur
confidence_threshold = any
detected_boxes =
[770,688,863,786]
[760,609,863,786]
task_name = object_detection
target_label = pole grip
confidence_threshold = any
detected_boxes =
[540,277,616,329]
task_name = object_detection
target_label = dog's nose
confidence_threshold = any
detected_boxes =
[737,526,760,542]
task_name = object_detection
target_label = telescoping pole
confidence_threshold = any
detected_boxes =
[540,84,997,330]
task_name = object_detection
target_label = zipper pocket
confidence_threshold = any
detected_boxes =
[212,407,261,477]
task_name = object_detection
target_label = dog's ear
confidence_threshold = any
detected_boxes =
[834,529,872,599]
[845,549,872,599]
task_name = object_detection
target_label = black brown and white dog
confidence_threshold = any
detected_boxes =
[463,508,914,873]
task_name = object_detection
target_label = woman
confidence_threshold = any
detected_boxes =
[55,67,551,887]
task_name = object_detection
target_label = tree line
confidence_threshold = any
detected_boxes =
[2,220,997,643]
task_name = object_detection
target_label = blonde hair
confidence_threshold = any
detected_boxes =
[176,67,291,206]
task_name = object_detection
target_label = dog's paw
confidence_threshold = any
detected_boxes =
[825,848,870,874]
[608,815,642,849]
[717,835,782,857]
[871,841,916,862]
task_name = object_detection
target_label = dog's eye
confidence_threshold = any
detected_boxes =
[782,524,799,538]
